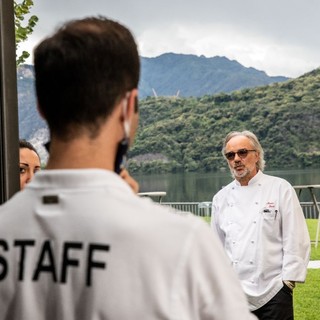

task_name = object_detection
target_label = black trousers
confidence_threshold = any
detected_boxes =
[252,284,294,320]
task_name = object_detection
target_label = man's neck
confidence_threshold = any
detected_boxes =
[237,177,251,186]
[236,169,259,186]
[45,136,117,171]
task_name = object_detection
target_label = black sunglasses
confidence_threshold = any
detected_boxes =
[225,148,256,161]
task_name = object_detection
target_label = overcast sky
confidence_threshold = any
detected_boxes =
[18,0,320,78]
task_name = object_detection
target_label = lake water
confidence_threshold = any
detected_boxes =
[134,168,320,202]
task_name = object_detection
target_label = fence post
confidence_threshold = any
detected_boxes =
[0,0,20,203]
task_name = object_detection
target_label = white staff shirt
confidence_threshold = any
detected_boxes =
[211,170,310,311]
[0,169,257,320]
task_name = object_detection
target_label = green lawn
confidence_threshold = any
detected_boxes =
[294,269,320,319]
[295,219,319,319]
[306,219,320,260]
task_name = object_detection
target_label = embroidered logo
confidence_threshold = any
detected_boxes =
[266,201,275,208]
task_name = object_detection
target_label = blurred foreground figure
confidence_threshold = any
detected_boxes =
[0,17,256,320]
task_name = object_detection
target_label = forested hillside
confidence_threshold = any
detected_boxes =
[16,63,319,173]
[17,56,289,162]
[128,69,320,173]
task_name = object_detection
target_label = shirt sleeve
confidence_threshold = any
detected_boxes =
[280,182,310,282]
[210,194,226,246]
[172,218,257,320]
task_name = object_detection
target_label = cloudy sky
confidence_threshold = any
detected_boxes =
[18,0,320,78]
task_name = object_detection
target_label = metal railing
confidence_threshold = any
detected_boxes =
[161,202,211,217]
[300,202,320,219]
[161,201,319,219]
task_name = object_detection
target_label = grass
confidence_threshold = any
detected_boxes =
[295,219,320,319]
[306,219,320,260]
[294,269,320,319]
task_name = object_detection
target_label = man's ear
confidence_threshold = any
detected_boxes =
[121,89,139,143]
[125,89,138,120]
[255,151,260,163]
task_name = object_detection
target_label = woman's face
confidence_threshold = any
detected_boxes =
[19,148,41,189]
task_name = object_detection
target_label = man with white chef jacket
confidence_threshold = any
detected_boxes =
[211,130,310,320]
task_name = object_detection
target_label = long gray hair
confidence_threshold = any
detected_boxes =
[222,130,266,171]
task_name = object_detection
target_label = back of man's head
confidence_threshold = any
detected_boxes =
[34,16,140,140]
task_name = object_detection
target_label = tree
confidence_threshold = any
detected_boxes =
[14,0,38,65]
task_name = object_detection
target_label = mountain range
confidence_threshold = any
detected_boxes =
[17,53,290,163]
[139,53,288,97]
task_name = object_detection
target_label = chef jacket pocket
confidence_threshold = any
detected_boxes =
[261,207,279,220]
[260,207,281,238]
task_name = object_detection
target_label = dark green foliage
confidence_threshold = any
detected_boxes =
[15,0,39,65]
[129,69,320,173]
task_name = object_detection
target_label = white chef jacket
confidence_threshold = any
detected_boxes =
[0,169,257,320]
[211,170,310,311]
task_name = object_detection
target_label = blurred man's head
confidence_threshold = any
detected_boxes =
[34,16,140,141]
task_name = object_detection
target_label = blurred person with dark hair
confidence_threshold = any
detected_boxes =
[19,139,41,189]
[0,17,256,320]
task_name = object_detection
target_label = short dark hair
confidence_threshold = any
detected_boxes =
[34,16,140,139]
[19,139,40,160]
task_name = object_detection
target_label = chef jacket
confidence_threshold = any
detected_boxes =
[211,170,310,310]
